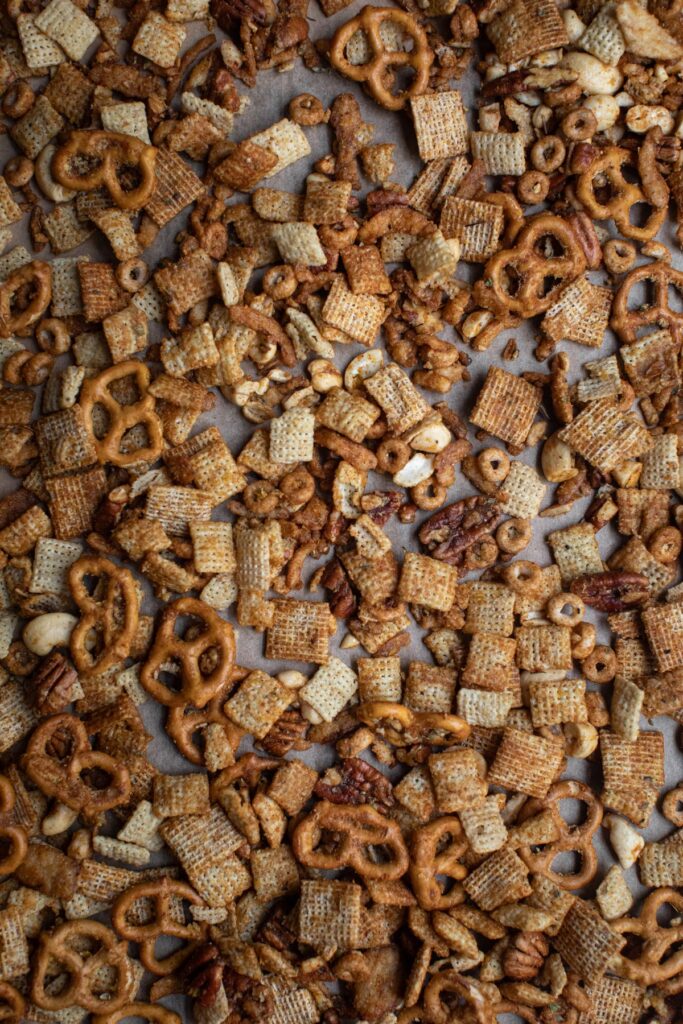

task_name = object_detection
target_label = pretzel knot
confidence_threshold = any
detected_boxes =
[293,800,409,880]
[80,361,163,467]
[93,1004,181,1024]
[52,130,157,211]
[576,146,667,242]
[0,981,25,1023]
[516,779,602,890]
[329,6,433,111]
[0,260,52,339]
[612,888,683,985]
[31,920,135,1013]
[474,213,586,319]
[112,879,206,976]
[423,971,496,1024]
[410,816,468,910]
[611,260,683,345]
[357,700,470,746]
[22,713,130,815]
[166,673,244,765]
[0,776,27,876]
[141,597,236,708]
[68,556,139,678]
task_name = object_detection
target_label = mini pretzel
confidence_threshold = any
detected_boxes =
[612,888,683,985]
[141,597,236,709]
[52,130,157,211]
[357,701,470,746]
[611,260,683,345]
[292,800,409,880]
[32,920,135,1013]
[80,361,163,467]
[576,147,667,242]
[112,878,206,976]
[329,6,433,111]
[423,971,496,1024]
[93,1004,181,1024]
[166,675,244,765]
[69,556,139,678]
[23,713,130,816]
[0,776,27,876]
[516,780,602,890]
[474,213,586,318]
[410,816,468,910]
[0,982,24,1023]
[0,260,52,338]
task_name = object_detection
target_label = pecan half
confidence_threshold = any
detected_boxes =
[418,496,501,566]
[223,968,274,1022]
[502,931,549,980]
[321,558,356,618]
[258,709,310,756]
[314,757,394,809]
[182,943,224,1008]
[32,652,78,715]
[570,571,650,612]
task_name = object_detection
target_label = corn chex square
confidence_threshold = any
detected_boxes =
[269,407,315,464]
[190,522,235,575]
[642,603,683,673]
[528,678,586,727]
[11,96,64,159]
[342,245,391,295]
[399,552,458,612]
[640,434,680,490]
[547,522,604,585]
[553,899,624,984]
[46,467,108,539]
[364,363,429,432]
[558,399,652,474]
[30,537,82,594]
[145,486,213,537]
[317,389,380,443]
[101,101,150,144]
[428,749,487,812]
[488,726,564,798]
[17,14,65,69]
[542,277,612,348]
[272,222,325,267]
[35,0,99,60]
[303,177,352,225]
[516,624,572,672]
[498,461,545,519]
[487,0,568,62]
[248,119,310,178]
[268,759,318,816]
[322,277,385,347]
[620,330,680,397]
[251,846,299,902]
[464,582,515,637]
[463,848,531,911]
[405,662,456,713]
[461,633,520,696]
[470,367,541,448]
[440,196,504,262]
[299,657,358,722]
[298,880,362,952]
[153,773,210,818]
[470,132,526,176]
[581,975,644,1024]
[357,656,402,703]
[410,92,468,161]
[266,599,334,664]
[224,670,291,738]
[132,12,185,67]
[43,63,93,125]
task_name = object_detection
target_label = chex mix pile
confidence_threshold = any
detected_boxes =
[0,0,681,1020]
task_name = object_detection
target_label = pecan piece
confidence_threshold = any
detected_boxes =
[418,496,501,565]
[32,652,78,715]
[502,931,549,980]
[314,757,394,809]
[181,942,224,1008]
[570,571,649,612]
[361,490,403,527]
[223,968,274,1022]
[257,709,310,756]
[321,558,356,618]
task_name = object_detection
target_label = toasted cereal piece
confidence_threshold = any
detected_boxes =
[235,523,274,592]
[407,159,452,214]
[114,518,171,562]
[266,760,317,818]
[0,178,22,230]
[43,63,93,124]
[155,250,218,317]
[0,246,33,282]
[214,141,278,191]
[380,232,421,263]
[349,610,410,656]
[0,679,37,753]
[46,466,107,539]
[50,256,86,318]
[463,848,531,911]
[77,262,127,323]
[91,208,141,263]
[316,389,380,444]
[181,91,233,136]
[515,624,572,672]
[357,656,402,703]
[638,840,683,887]
[392,766,435,823]
[298,879,362,951]
[407,230,460,283]
[43,202,93,254]
[542,277,613,349]
[558,399,652,474]
[487,0,568,61]
[399,552,458,612]
[266,599,335,665]
[428,749,487,813]
[102,304,148,363]
[116,800,164,852]
[410,91,468,161]
[642,602,683,673]
[640,433,680,490]
[35,0,98,60]
[578,7,625,63]
[498,462,546,520]
[0,615,18,659]
[189,441,246,505]
[457,688,513,728]
[470,367,541,448]
[553,899,624,984]
[132,11,185,67]
[364,363,429,432]
[145,148,204,228]
[341,549,398,603]
[303,176,352,226]
[321,278,386,348]
[360,143,395,184]
[161,807,249,907]
[100,101,150,144]
[253,189,304,224]
[595,865,633,921]
[91,836,150,867]
[600,729,664,827]
[269,407,315,464]
[300,657,358,723]
[470,132,526,176]
[153,774,210,818]
[404,662,456,714]
[272,222,325,267]
[189,522,235,575]
[142,551,203,592]
[615,488,668,538]
[30,537,82,594]
[610,536,675,597]
[464,582,516,637]
[620,329,680,397]
[488,726,564,798]
[11,96,64,159]
[461,633,520,696]
[224,671,291,738]
[17,14,65,69]
[348,515,391,562]
[547,522,604,586]
[611,677,643,742]
[145,486,213,537]
[250,846,299,903]
[528,678,586,727]
[160,323,219,377]
[342,245,392,296]
[582,974,643,1024]
[0,907,30,978]
[249,119,311,178]
[524,875,573,937]
[440,197,504,263]
[0,505,50,557]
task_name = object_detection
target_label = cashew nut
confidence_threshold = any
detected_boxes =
[42,802,79,836]
[344,350,384,392]
[542,432,577,483]
[277,669,308,689]
[23,612,78,656]
[604,814,644,869]
[561,52,623,95]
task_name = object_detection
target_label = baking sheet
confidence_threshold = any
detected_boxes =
[1,7,682,1019]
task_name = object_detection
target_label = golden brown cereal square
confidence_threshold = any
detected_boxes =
[0,680,37,753]
[30,537,82,594]
[161,806,245,900]
[145,148,204,228]
[399,552,458,612]
[144,486,213,537]
[43,202,92,254]
[410,91,468,161]
[558,399,652,474]
[224,670,291,739]
[270,407,315,464]
[248,120,310,178]
[316,388,380,443]
[10,96,64,159]
[357,656,402,703]
[341,549,398,603]
[464,582,516,637]
[542,277,612,349]
[461,633,520,696]
[583,976,644,1024]
[487,0,568,62]
[641,434,680,490]
[470,367,541,448]
[406,158,452,214]
[348,515,391,561]
[78,262,128,322]
[638,840,683,887]
[615,488,669,538]
[440,197,504,262]
[364,363,429,432]
[251,846,299,902]
[611,676,643,742]
[252,188,304,223]
[303,177,352,226]
[642,603,683,673]
[404,662,456,714]
[462,848,531,911]
[488,726,564,797]
[0,906,30,978]
[132,11,184,67]
[190,521,235,575]
[43,62,93,124]
[46,466,108,539]
[154,249,218,317]
[265,599,334,665]
[16,14,65,69]
[470,132,526,176]
[342,245,392,296]
[321,278,385,347]
[298,880,361,951]
[620,329,680,397]
[497,461,546,520]
[528,678,587,727]
[0,506,51,556]
[457,688,514,728]
[153,773,210,818]
[393,766,435,823]
[600,729,664,827]
[553,899,624,984]
[515,624,572,672]
[428,749,487,812]
[102,304,148,363]
[609,536,675,597]
[407,230,459,283]
[213,140,278,191]
[268,759,318,816]
[299,657,358,722]
[547,522,604,585]
[272,222,325,266]
[35,406,97,477]
[35,0,98,60]
[91,208,141,262]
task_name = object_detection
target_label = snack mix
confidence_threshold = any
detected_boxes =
[0,0,681,1020]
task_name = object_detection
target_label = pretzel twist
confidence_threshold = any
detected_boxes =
[68,556,139,678]
[293,800,409,880]
[612,888,683,985]
[93,1005,182,1024]
[357,701,470,746]
[22,713,130,815]
[141,597,236,708]
[166,674,244,765]
[0,776,27,876]
[611,260,683,345]
[52,130,157,211]
[0,981,24,1023]
[0,260,52,338]
[32,920,135,1012]
[330,6,433,111]
[80,361,163,467]
[410,816,468,910]
[516,779,602,890]
[576,146,667,242]
[423,971,496,1024]
[112,879,206,975]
